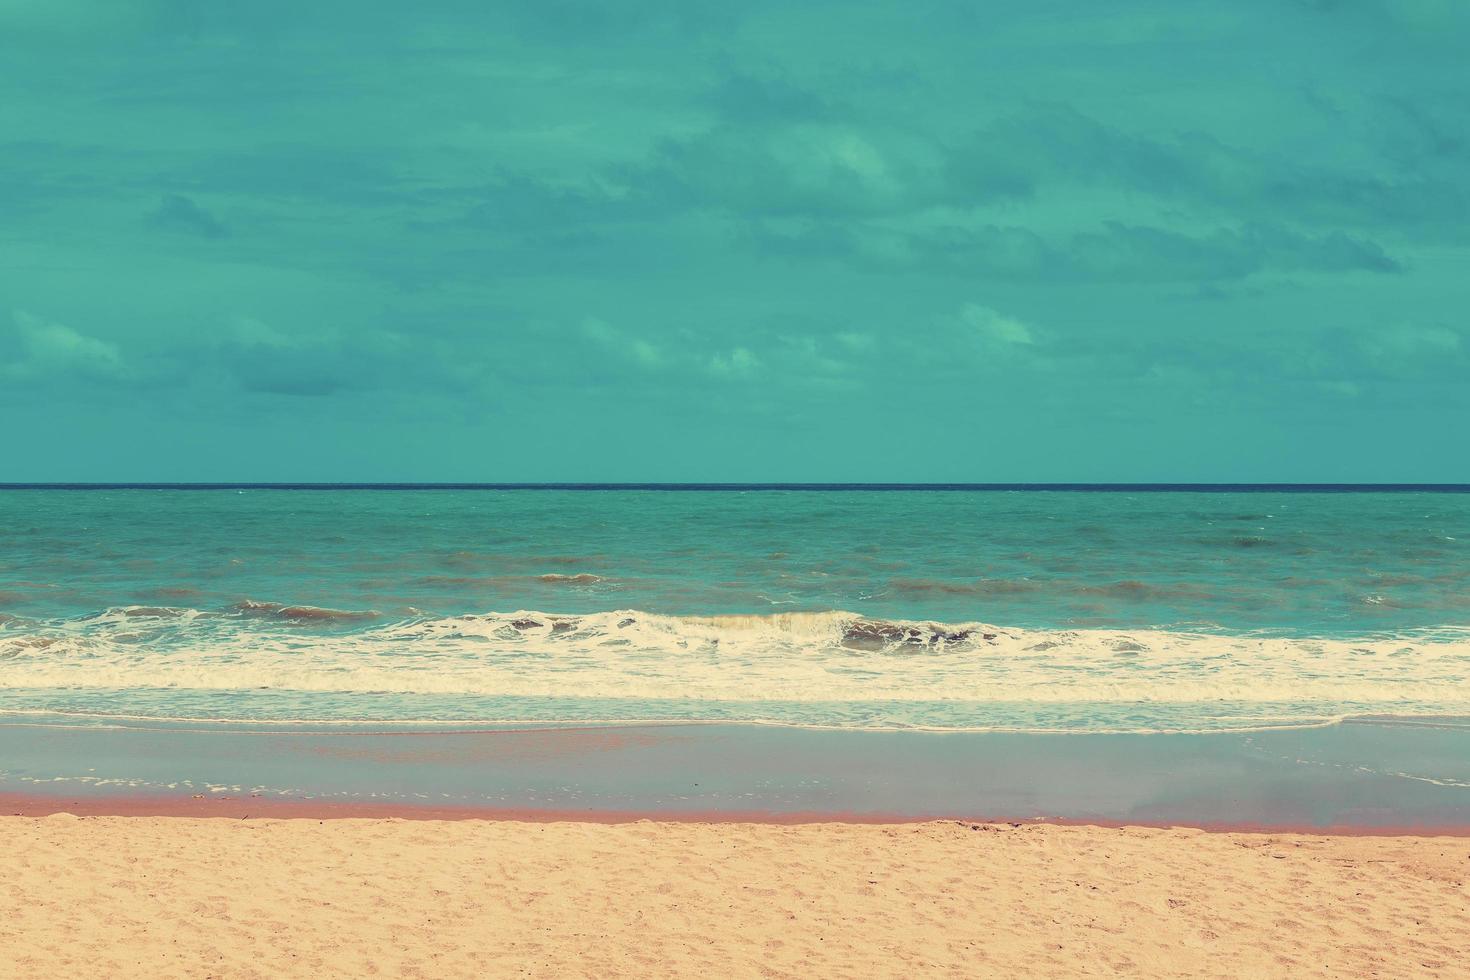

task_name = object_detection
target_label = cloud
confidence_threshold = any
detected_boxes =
[451,172,636,239]
[707,346,760,377]
[147,194,229,239]
[945,102,1470,237]
[581,318,665,369]
[1358,322,1465,363]
[3,0,1469,478]
[1066,222,1400,280]
[961,304,1035,346]
[947,104,1248,206]
[701,69,834,124]
[755,218,1399,282]
[196,316,434,398]
[628,122,942,219]
[576,319,868,389]
[2,310,128,382]
[871,304,1052,381]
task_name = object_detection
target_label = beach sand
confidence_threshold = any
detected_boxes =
[2,816,1467,979]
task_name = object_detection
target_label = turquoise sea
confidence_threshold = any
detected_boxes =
[2,487,1467,733]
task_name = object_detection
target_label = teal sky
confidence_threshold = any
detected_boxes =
[3,1,1468,482]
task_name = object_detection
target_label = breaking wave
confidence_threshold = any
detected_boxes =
[2,606,1468,731]
[231,600,383,623]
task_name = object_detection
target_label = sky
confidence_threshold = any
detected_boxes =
[2,0,1468,482]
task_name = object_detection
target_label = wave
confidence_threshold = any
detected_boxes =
[230,600,382,623]
[3,607,1469,729]
[0,698,1380,735]
[466,610,994,651]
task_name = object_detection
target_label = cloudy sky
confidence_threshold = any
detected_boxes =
[3,0,1467,481]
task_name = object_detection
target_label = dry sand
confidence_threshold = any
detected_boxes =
[2,816,1467,979]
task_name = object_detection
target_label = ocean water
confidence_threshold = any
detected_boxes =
[1,487,1467,733]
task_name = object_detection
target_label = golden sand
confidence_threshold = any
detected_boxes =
[2,816,1467,978]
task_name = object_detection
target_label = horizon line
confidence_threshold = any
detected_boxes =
[3,482,1469,492]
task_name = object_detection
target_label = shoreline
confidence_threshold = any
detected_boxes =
[6,791,1470,836]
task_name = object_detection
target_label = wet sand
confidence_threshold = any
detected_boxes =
[4,716,1470,828]
[7,790,1470,838]
[3,815,1467,979]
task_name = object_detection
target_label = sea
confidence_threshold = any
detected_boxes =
[1,486,1467,735]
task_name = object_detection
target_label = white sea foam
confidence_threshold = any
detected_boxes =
[2,609,1468,722]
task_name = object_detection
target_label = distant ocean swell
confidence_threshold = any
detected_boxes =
[2,606,1467,732]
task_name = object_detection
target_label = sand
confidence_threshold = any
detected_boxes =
[1,817,1467,979]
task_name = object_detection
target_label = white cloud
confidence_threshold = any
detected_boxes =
[708,346,761,377]
[581,317,665,369]
[4,310,127,381]
[960,303,1036,346]
[628,338,663,368]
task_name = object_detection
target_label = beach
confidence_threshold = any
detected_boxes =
[10,0,1470,964]
[3,487,1468,977]
[4,814,1467,979]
